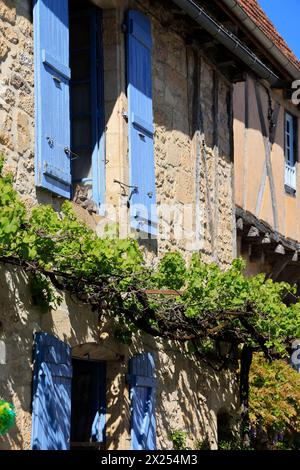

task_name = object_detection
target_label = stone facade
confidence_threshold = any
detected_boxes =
[0,0,235,264]
[0,266,239,450]
[0,0,238,450]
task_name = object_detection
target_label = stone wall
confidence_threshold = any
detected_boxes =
[0,0,35,210]
[101,0,236,265]
[0,265,239,450]
[0,0,236,265]
[0,0,239,450]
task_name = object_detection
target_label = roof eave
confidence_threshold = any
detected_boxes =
[221,0,300,81]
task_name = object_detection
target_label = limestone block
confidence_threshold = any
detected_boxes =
[10,73,31,94]
[16,15,32,37]
[0,130,13,149]
[166,141,181,167]
[17,111,30,153]
[0,1,16,25]
[18,91,34,117]
[2,23,18,44]
[0,34,9,59]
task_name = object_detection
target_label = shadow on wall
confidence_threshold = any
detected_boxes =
[0,0,235,268]
[3,0,232,239]
[0,265,100,450]
[0,265,38,450]
[148,343,239,449]
[96,335,239,450]
[0,265,239,450]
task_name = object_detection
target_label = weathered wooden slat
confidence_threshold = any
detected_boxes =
[254,82,279,231]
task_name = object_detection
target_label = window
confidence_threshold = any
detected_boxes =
[33,0,105,207]
[285,112,297,192]
[69,0,105,207]
[71,359,106,450]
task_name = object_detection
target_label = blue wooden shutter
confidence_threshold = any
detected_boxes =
[128,353,156,450]
[126,11,157,237]
[33,0,71,198]
[31,332,73,450]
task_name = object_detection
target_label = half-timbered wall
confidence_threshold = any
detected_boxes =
[234,75,300,243]
[234,75,300,278]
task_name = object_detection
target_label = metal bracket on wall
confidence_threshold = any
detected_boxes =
[113,179,138,201]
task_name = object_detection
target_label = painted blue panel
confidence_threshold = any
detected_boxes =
[129,353,156,450]
[34,0,71,198]
[42,50,71,80]
[127,10,157,237]
[90,9,106,208]
[31,332,72,450]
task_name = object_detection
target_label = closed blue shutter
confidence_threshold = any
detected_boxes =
[31,332,72,450]
[126,11,157,237]
[128,353,156,450]
[33,0,71,198]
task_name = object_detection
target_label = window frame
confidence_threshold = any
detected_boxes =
[69,3,106,209]
[284,111,298,193]
[285,112,297,166]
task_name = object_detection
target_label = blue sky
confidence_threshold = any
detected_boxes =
[258,0,300,60]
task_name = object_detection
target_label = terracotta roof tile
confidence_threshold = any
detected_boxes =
[236,0,300,71]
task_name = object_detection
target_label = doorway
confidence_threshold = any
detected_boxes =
[70,358,106,450]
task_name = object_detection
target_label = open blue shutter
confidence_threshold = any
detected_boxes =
[33,0,71,198]
[127,11,157,237]
[128,353,156,450]
[31,332,72,450]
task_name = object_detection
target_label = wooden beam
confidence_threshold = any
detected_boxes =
[217,59,236,69]
[270,257,292,280]
[236,217,243,231]
[236,206,300,252]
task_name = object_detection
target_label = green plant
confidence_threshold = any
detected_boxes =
[249,353,300,448]
[2,156,300,444]
[170,430,190,450]
[0,400,16,435]
[1,159,300,358]
[196,436,211,450]
[218,439,253,450]
[30,273,62,312]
